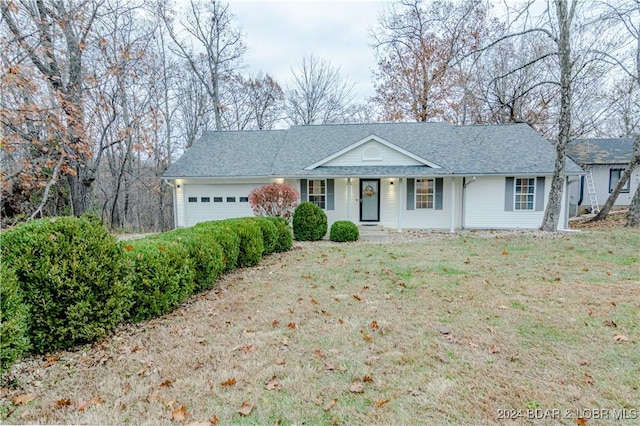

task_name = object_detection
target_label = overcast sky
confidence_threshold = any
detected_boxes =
[228,0,391,101]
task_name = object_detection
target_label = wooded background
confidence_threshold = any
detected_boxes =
[2,0,639,231]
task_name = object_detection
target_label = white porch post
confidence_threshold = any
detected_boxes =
[347,178,351,221]
[449,178,456,233]
[397,178,403,232]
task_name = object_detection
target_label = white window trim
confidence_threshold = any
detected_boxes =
[609,169,630,193]
[415,178,435,209]
[308,179,327,209]
[514,177,535,211]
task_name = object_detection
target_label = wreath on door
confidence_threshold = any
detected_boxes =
[364,185,375,196]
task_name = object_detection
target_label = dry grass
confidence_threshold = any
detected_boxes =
[1,227,639,425]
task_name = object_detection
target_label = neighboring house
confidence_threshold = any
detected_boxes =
[163,122,583,231]
[566,138,639,214]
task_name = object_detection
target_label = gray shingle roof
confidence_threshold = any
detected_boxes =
[567,138,634,165]
[163,122,583,178]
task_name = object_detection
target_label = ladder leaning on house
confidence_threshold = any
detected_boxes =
[585,168,599,214]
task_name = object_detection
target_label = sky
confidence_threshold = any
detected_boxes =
[227,0,391,101]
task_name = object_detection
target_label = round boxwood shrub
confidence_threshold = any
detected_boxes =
[264,216,293,252]
[155,227,225,293]
[330,221,359,242]
[194,221,241,272]
[0,216,132,353]
[293,202,328,241]
[123,238,195,323]
[220,218,264,268]
[0,263,30,373]
[251,217,278,255]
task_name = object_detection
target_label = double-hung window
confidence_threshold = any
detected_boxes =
[415,178,434,209]
[514,178,535,210]
[308,180,326,209]
[609,169,630,193]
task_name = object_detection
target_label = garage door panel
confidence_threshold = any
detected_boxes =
[184,184,256,226]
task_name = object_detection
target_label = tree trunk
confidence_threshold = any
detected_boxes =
[541,0,575,232]
[592,136,640,221]
[626,183,640,227]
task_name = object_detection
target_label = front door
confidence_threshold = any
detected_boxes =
[360,179,380,222]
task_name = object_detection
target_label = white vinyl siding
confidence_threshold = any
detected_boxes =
[324,140,423,166]
[465,176,547,229]
[586,165,639,207]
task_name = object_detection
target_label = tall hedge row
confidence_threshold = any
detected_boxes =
[0,216,293,371]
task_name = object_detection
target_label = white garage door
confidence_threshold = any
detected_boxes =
[184,184,257,226]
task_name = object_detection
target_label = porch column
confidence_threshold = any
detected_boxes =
[449,178,456,233]
[397,178,403,232]
[347,178,352,221]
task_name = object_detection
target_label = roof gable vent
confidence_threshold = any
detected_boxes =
[362,146,382,161]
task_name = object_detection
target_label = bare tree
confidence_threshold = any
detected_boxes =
[1,0,103,217]
[588,0,640,225]
[370,0,498,122]
[161,0,245,131]
[285,54,355,125]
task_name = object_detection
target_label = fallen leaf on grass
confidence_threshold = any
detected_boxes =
[324,398,338,411]
[501,250,508,256]
[583,373,594,385]
[613,335,629,342]
[171,405,188,422]
[12,393,36,406]
[361,331,372,342]
[220,377,236,386]
[437,354,449,363]
[211,415,219,425]
[489,345,501,354]
[275,358,285,365]
[576,418,587,426]
[363,375,374,383]
[77,396,103,411]
[603,319,617,327]
[370,320,379,330]
[239,345,256,353]
[375,399,390,408]
[160,379,173,387]
[353,294,362,301]
[310,297,319,305]
[56,398,73,407]
[43,355,59,368]
[287,322,297,329]
[265,376,282,390]
[437,326,450,335]
[349,382,364,393]
[238,402,253,416]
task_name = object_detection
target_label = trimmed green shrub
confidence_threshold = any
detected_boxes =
[221,218,264,267]
[0,263,30,373]
[293,202,328,241]
[330,221,359,242]
[194,222,241,272]
[252,217,278,255]
[264,216,293,252]
[123,239,195,323]
[0,216,132,353]
[154,228,225,293]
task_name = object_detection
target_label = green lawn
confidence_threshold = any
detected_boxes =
[2,228,639,425]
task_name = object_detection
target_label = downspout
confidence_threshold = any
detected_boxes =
[577,175,584,206]
[462,176,477,230]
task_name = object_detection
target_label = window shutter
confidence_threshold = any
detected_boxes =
[326,179,334,210]
[406,178,415,210]
[435,178,444,210]
[535,177,545,211]
[504,177,514,211]
[300,179,307,202]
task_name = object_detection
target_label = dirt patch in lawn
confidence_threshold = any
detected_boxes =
[2,229,639,425]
